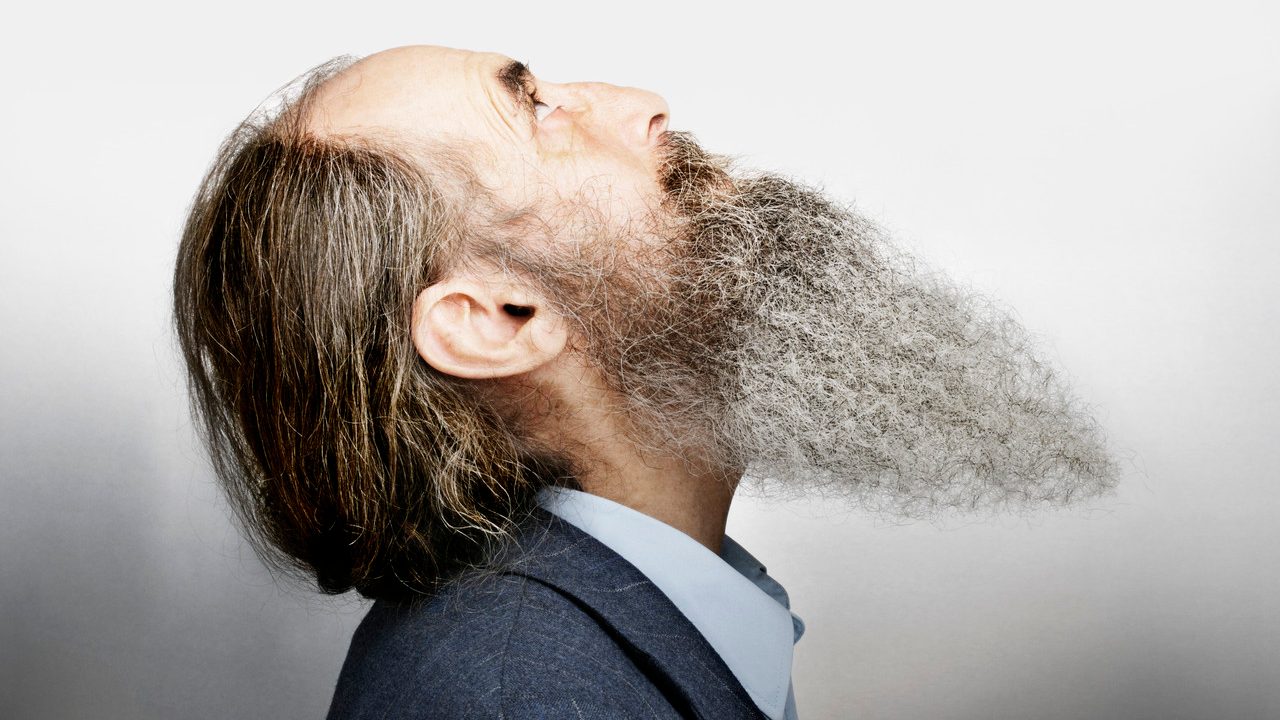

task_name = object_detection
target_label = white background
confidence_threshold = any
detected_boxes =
[2,1,1277,718]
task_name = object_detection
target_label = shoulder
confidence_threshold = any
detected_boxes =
[326,571,682,720]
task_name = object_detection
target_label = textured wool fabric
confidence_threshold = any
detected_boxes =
[535,486,804,720]
[326,506,771,719]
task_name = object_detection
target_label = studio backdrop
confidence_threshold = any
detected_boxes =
[2,2,1278,718]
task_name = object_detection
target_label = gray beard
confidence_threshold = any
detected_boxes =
[494,132,1119,515]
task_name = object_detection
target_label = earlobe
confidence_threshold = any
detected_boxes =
[410,274,567,379]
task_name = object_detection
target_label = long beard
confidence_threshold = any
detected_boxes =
[497,132,1119,515]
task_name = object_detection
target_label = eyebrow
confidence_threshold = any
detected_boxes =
[496,59,535,121]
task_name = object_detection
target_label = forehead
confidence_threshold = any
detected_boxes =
[303,45,523,146]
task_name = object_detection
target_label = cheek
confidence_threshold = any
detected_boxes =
[537,118,645,178]
[531,126,664,226]
[556,164,658,229]
[534,112,584,160]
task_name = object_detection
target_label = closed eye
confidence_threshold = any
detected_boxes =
[498,60,556,129]
[524,82,556,123]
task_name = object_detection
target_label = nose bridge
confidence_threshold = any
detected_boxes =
[568,80,669,146]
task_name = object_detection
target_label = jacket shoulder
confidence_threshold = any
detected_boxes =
[326,571,683,719]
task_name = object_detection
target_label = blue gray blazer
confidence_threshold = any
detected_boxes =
[326,505,771,719]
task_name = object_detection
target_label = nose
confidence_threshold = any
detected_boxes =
[564,82,670,148]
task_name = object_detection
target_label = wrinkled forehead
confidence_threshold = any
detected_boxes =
[302,45,520,147]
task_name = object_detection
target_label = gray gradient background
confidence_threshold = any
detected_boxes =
[3,1,1277,718]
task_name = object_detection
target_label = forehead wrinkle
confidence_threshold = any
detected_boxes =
[471,54,533,145]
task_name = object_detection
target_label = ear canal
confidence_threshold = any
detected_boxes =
[502,303,535,318]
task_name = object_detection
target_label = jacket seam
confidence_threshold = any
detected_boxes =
[496,573,530,719]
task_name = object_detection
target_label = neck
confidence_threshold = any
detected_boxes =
[524,355,742,553]
[576,452,741,554]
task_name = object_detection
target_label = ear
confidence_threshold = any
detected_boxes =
[410,271,568,379]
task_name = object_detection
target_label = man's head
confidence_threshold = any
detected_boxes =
[306,46,670,245]
[175,45,1117,601]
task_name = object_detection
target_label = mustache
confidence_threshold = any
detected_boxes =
[655,131,734,210]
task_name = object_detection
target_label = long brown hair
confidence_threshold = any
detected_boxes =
[173,58,572,602]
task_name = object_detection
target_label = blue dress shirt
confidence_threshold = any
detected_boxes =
[536,486,805,720]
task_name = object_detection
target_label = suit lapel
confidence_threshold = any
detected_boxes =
[496,506,770,720]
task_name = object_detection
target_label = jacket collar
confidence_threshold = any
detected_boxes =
[495,505,770,720]
[536,487,799,719]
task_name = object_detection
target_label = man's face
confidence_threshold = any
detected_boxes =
[312,44,1118,514]
[306,45,671,234]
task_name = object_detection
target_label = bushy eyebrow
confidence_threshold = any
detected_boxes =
[496,59,535,119]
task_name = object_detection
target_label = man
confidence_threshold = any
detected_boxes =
[174,45,1117,719]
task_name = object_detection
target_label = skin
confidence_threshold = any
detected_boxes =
[305,45,737,553]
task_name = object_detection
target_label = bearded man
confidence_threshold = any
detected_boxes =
[174,45,1118,720]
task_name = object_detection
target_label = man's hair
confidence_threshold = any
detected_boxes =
[174,58,573,602]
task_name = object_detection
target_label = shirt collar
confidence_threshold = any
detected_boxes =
[535,486,803,720]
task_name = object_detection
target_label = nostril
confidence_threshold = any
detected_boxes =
[648,113,668,141]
